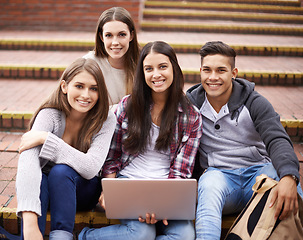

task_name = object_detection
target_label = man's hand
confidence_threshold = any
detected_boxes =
[269,175,298,220]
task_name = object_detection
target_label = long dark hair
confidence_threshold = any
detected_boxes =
[94,7,140,94]
[124,41,190,154]
[29,58,109,153]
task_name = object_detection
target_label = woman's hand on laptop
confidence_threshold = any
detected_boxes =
[99,173,117,210]
[138,213,168,225]
[99,192,106,210]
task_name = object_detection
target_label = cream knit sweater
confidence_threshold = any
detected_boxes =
[83,51,126,105]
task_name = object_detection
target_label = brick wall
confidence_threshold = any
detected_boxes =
[0,0,143,32]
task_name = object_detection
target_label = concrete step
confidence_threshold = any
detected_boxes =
[141,19,303,35]
[1,31,303,56]
[1,81,302,119]
[145,0,302,7]
[143,0,303,35]
[143,8,303,24]
[0,50,302,85]
[2,65,301,86]
[144,1,303,15]
[0,79,302,142]
[1,38,303,57]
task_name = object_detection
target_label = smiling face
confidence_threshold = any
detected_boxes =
[200,54,238,110]
[61,70,99,117]
[143,52,174,98]
[101,20,133,67]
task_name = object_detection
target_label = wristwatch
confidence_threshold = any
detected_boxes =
[287,174,299,185]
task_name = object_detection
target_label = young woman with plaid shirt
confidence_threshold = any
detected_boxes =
[79,41,202,240]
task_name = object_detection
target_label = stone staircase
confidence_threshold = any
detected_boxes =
[0,0,303,238]
[142,0,303,35]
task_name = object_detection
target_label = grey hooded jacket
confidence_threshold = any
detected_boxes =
[186,78,299,180]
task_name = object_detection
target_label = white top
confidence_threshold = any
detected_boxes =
[119,123,171,179]
[83,51,126,105]
[201,93,229,121]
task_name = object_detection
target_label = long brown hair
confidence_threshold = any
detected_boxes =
[124,41,190,154]
[94,7,140,94]
[29,58,109,153]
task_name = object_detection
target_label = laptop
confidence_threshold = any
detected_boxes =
[102,178,197,220]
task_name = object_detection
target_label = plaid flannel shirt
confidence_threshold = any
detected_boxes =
[102,95,202,179]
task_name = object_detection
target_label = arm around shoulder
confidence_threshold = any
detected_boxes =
[38,110,116,179]
[16,108,60,217]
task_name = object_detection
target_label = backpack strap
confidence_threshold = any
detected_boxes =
[252,174,278,194]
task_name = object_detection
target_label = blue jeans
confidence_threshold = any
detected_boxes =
[79,219,195,240]
[21,164,101,239]
[195,163,303,240]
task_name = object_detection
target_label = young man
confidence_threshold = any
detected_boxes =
[186,41,303,240]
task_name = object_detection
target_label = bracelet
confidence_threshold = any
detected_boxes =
[287,174,299,185]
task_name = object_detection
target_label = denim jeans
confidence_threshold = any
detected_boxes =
[79,219,195,240]
[195,163,303,240]
[21,164,101,239]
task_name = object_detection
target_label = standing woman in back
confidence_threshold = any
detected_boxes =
[16,58,116,240]
[83,6,140,105]
[79,41,202,240]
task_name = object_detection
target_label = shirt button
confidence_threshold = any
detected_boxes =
[215,124,220,130]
